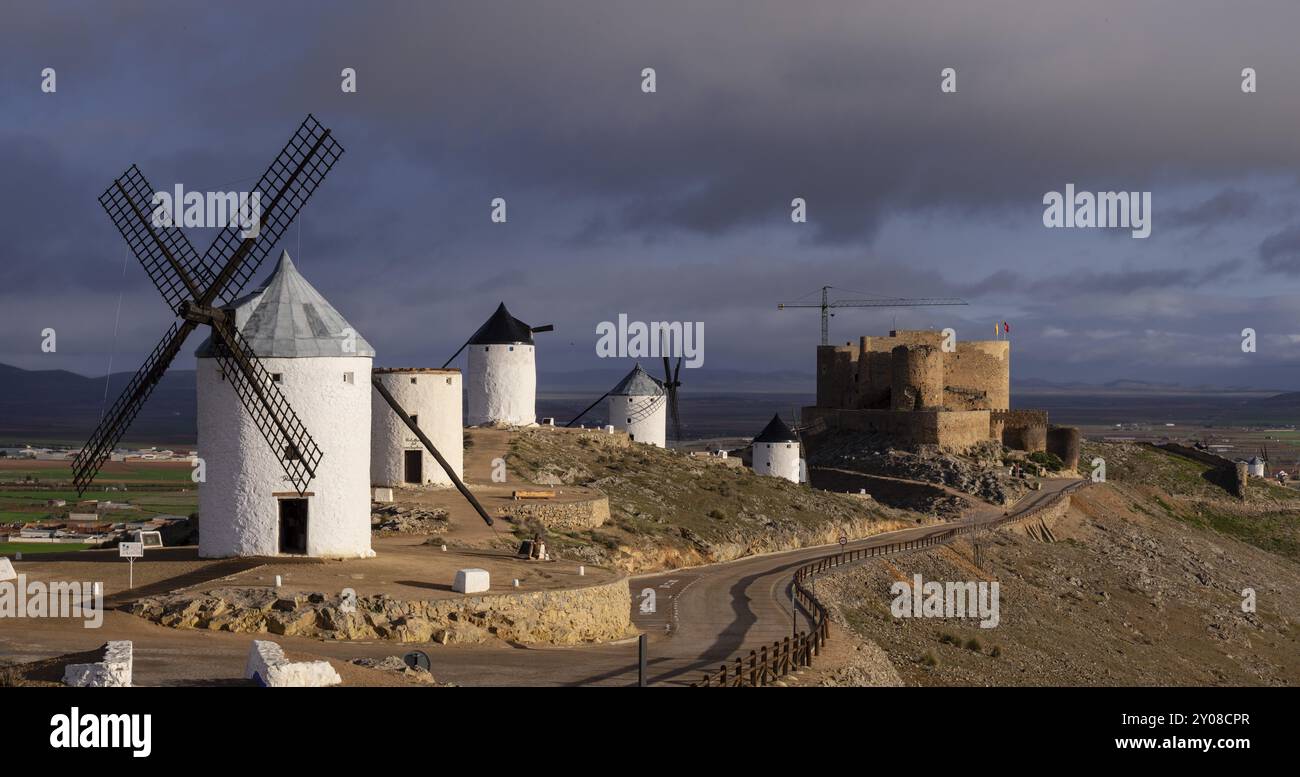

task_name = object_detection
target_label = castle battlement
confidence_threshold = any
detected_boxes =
[805,329,1066,457]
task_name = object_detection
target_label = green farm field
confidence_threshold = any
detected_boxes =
[0,460,197,544]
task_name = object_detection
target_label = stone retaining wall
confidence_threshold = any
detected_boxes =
[498,494,610,529]
[131,576,634,646]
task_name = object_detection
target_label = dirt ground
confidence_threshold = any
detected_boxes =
[818,485,1300,686]
[8,536,617,604]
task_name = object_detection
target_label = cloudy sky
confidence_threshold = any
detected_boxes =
[4,1,1300,389]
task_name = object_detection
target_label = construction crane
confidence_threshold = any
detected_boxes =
[777,285,968,345]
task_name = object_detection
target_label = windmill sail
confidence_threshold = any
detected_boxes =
[72,115,344,495]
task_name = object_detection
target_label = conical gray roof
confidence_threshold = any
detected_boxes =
[610,363,664,396]
[196,251,374,358]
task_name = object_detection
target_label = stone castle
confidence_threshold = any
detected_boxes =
[802,329,1078,467]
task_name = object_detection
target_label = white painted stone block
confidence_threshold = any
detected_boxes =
[63,641,133,687]
[372,487,394,503]
[245,640,342,687]
[453,568,490,594]
[0,557,15,581]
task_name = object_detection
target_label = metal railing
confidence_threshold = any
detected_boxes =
[690,481,1087,686]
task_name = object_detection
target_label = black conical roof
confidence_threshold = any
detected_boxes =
[467,302,535,345]
[753,414,798,443]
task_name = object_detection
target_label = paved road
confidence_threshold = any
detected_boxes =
[0,478,1080,686]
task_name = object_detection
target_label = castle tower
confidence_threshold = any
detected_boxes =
[751,414,801,483]
[607,363,666,447]
[196,251,374,558]
[466,302,537,427]
[371,368,463,487]
[890,344,943,410]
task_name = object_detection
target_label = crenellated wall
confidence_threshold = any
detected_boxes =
[812,329,1016,451]
[817,330,1009,413]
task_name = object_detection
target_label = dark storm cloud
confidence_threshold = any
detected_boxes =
[1165,189,1262,230]
[1258,225,1300,274]
[3,1,1300,387]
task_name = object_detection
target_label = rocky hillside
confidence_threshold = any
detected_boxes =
[807,432,1029,505]
[505,428,922,573]
[818,444,1300,686]
[1082,441,1300,562]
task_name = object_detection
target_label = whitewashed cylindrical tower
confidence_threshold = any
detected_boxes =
[371,368,463,487]
[751,414,801,483]
[466,302,541,427]
[196,251,375,559]
[606,364,666,447]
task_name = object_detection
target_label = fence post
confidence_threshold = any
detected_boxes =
[749,650,757,687]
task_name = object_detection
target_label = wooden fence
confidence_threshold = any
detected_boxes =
[690,481,1086,686]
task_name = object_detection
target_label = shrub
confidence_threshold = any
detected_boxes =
[964,637,982,652]
[990,645,1002,658]
[938,632,961,646]
[707,508,726,520]
[920,651,939,667]
[1027,451,1064,472]
[0,662,23,687]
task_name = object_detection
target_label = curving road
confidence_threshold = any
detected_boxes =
[0,478,1079,686]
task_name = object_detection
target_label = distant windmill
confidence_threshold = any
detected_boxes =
[566,331,684,443]
[566,363,667,446]
[661,336,684,442]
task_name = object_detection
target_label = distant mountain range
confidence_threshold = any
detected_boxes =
[1012,378,1280,395]
[0,362,196,445]
[1,362,1294,445]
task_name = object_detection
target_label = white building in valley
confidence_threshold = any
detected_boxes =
[195,251,375,559]
[371,368,463,487]
[465,302,547,427]
[607,364,666,447]
[751,414,801,483]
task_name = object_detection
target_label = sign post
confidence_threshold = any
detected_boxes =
[119,541,143,589]
[638,633,647,687]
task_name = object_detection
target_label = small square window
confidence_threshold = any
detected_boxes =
[446,377,452,385]
[626,418,632,423]
[343,372,354,384]
[509,345,514,351]
[411,414,419,428]
[411,377,417,384]
[271,373,283,383]
[284,444,301,461]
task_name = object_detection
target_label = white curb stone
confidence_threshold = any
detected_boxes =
[63,641,133,687]
[244,640,342,687]
[453,568,490,594]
